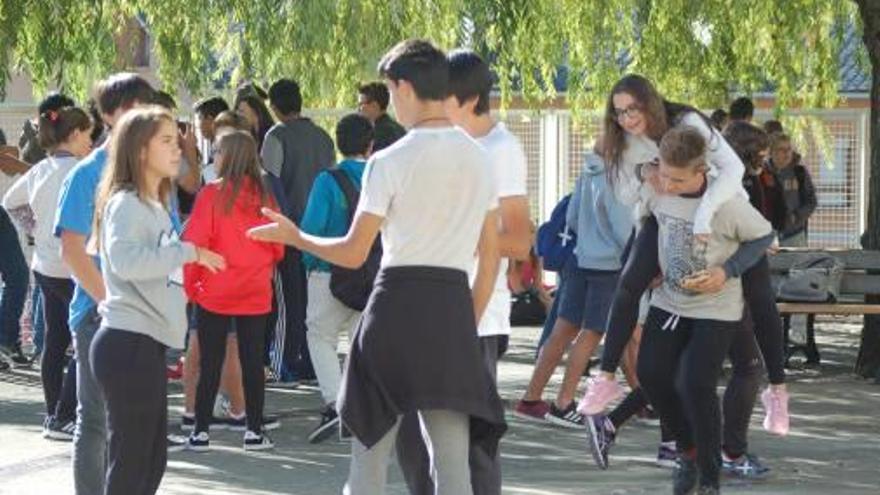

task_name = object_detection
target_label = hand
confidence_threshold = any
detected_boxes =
[694,233,710,244]
[247,208,301,246]
[649,273,663,289]
[767,236,780,254]
[687,266,727,294]
[641,163,662,193]
[195,247,226,273]
[179,123,199,158]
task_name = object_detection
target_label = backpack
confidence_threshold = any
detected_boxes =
[776,253,845,303]
[536,194,576,272]
[327,169,382,311]
[509,288,547,326]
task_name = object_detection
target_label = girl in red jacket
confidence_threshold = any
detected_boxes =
[183,130,284,451]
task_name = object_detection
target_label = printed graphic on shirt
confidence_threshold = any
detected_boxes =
[657,212,706,295]
[158,229,184,287]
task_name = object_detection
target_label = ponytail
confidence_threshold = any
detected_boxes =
[37,106,92,151]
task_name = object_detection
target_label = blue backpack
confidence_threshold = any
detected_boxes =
[536,194,576,272]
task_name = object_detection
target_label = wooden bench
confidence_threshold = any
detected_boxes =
[769,249,880,365]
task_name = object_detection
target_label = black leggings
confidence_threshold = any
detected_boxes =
[196,307,268,434]
[606,312,763,454]
[91,327,167,495]
[637,307,737,489]
[599,215,785,384]
[34,272,77,421]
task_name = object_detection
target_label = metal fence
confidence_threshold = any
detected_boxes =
[1,105,870,248]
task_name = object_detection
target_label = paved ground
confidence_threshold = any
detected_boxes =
[1,319,879,494]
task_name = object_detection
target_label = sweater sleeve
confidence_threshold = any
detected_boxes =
[682,113,746,235]
[791,165,818,233]
[1,168,30,210]
[182,187,215,300]
[104,195,197,282]
[722,232,775,279]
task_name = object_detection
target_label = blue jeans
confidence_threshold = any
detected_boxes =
[0,208,28,348]
[72,308,107,495]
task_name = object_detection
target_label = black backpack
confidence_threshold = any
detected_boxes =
[327,169,382,311]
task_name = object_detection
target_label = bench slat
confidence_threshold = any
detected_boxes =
[770,273,880,294]
[776,303,880,314]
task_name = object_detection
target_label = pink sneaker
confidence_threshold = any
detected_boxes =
[761,387,790,436]
[578,378,624,415]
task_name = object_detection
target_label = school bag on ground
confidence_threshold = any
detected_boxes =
[327,169,382,311]
[510,288,547,326]
[536,194,576,272]
[776,253,845,303]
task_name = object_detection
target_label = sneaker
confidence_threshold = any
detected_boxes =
[761,387,790,436]
[225,414,281,432]
[243,430,274,451]
[545,402,584,429]
[722,452,771,479]
[578,378,624,415]
[308,406,340,444]
[673,456,698,495]
[586,415,616,469]
[44,416,75,441]
[0,343,32,368]
[186,431,210,452]
[637,405,659,423]
[180,414,229,432]
[513,400,550,423]
[656,442,679,468]
[167,434,187,453]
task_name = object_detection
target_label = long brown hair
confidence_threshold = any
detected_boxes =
[92,106,175,251]
[603,74,712,184]
[723,122,769,171]
[212,130,272,213]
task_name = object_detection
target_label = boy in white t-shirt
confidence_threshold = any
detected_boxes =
[249,39,505,495]
[395,49,532,495]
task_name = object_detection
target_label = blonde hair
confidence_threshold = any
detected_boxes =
[659,126,707,169]
[92,106,175,251]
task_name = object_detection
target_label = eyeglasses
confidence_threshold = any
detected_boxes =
[614,105,643,121]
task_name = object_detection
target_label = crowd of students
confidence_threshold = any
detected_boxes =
[0,38,803,494]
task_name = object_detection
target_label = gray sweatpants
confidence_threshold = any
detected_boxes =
[396,335,506,495]
[344,410,471,495]
[72,309,107,495]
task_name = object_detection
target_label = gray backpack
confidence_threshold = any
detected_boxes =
[777,254,845,303]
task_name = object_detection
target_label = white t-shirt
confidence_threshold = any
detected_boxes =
[472,122,528,337]
[357,126,498,273]
[2,155,78,278]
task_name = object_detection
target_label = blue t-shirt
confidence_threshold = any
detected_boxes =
[53,146,107,329]
[300,159,366,272]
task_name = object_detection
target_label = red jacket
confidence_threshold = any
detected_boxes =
[183,179,284,315]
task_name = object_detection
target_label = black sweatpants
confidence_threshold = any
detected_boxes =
[599,216,785,384]
[34,272,77,421]
[637,307,737,489]
[90,327,167,495]
[196,307,268,434]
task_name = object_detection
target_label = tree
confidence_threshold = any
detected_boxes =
[2,1,880,373]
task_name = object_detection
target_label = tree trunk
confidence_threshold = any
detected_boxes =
[855,0,880,378]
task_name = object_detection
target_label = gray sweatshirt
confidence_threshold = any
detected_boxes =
[98,191,197,349]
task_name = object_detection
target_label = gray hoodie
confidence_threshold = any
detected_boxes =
[566,152,634,271]
[98,191,196,349]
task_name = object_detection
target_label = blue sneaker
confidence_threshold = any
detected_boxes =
[722,452,771,480]
[586,414,616,469]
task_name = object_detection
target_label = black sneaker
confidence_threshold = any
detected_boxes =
[308,406,340,444]
[186,431,210,452]
[657,442,679,468]
[243,430,274,451]
[224,414,281,432]
[722,452,771,480]
[545,402,584,429]
[0,343,31,368]
[586,414,616,469]
[44,416,76,441]
[167,434,187,453]
[673,457,698,495]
